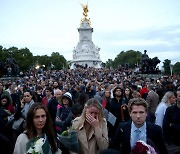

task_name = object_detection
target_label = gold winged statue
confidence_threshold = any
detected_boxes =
[80,1,91,26]
[80,2,89,18]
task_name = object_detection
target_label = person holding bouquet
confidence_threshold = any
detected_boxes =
[71,98,109,154]
[110,98,167,154]
[13,103,61,154]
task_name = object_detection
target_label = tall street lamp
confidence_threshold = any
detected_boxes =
[169,64,173,76]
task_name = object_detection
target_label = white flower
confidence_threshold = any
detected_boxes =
[35,138,44,147]
[34,138,44,153]
[27,138,45,154]
[27,147,34,153]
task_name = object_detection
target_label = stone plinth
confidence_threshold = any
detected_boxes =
[70,20,101,69]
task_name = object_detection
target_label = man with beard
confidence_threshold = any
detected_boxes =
[108,87,129,141]
[52,81,60,96]
[163,89,180,153]
[47,89,62,133]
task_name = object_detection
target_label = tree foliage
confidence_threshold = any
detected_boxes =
[0,46,9,62]
[34,55,51,70]
[0,45,68,71]
[51,52,67,70]
[163,59,171,75]
[106,50,141,69]
[0,46,34,70]
[14,48,34,70]
[105,59,113,68]
[173,62,180,75]
[1,45,179,74]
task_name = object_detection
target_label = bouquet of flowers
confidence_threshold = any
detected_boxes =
[57,128,79,153]
[26,138,45,154]
[26,134,51,154]
[132,140,157,154]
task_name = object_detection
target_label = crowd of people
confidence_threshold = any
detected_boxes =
[0,66,180,154]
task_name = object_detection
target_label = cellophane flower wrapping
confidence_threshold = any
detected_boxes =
[133,140,157,154]
[57,131,79,153]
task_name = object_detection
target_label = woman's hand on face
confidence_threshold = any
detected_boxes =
[86,114,100,129]
[20,99,25,108]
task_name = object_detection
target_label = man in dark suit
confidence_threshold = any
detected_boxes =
[110,98,167,154]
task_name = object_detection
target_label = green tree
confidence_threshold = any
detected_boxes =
[0,46,5,62]
[0,45,70,71]
[163,59,171,75]
[7,46,18,55]
[173,62,180,75]
[13,48,34,70]
[0,47,9,62]
[34,55,51,70]
[101,62,106,68]
[105,59,113,68]
[51,52,67,70]
[109,50,141,69]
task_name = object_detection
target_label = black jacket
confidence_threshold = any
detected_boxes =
[47,97,58,123]
[163,104,180,145]
[110,122,168,154]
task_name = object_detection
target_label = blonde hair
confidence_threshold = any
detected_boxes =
[84,98,104,123]
[161,91,174,104]
[75,98,104,129]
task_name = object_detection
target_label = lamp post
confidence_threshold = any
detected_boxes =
[169,64,173,76]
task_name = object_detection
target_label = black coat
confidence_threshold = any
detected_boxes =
[0,107,9,134]
[163,104,180,145]
[47,97,59,133]
[110,122,168,154]
[47,97,58,123]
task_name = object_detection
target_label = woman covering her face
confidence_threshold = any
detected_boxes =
[13,103,61,154]
[71,98,109,154]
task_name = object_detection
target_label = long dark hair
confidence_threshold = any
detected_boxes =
[26,103,57,153]
[124,87,133,100]
[0,95,11,108]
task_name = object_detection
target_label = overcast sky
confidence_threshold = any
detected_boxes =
[0,0,180,68]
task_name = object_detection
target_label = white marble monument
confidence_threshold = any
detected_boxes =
[70,3,101,69]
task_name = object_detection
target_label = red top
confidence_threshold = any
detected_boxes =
[140,87,148,98]
[7,103,15,113]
